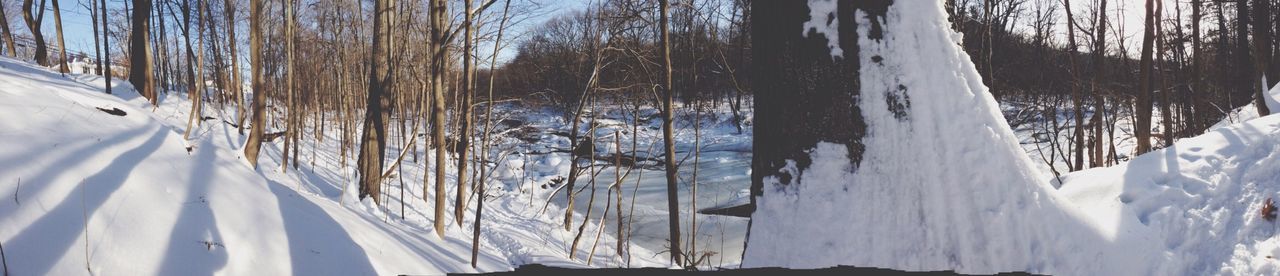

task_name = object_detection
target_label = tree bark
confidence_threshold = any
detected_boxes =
[99,0,111,94]
[746,0,888,263]
[428,0,448,238]
[659,0,684,266]
[1253,0,1273,116]
[358,0,395,204]
[51,0,68,73]
[456,0,474,227]
[0,2,16,57]
[242,0,266,168]
[226,0,245,135]
[21,0,48,66]
[1135,0,1155,154]
[89,0,104,75]
[129,0,156,106]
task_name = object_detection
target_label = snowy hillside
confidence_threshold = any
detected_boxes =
[0,55,683,274]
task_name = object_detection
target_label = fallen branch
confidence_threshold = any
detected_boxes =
[95,107,127,116]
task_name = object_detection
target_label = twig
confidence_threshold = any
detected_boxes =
[12,178,18,205]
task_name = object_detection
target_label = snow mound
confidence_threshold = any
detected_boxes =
[1060,114,1280,275]
[743,2,1165,274]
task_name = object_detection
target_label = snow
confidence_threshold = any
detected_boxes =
[803,0,843,59]
[0,55,689,274]
[744,1,1280,275]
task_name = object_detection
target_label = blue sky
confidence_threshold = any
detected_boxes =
[35,0,592,64]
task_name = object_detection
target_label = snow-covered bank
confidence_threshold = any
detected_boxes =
[1059,113,1280,275]
[0,54,684,274]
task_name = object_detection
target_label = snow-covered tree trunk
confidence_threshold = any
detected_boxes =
[747,0,884,217]
[742,1,1130,274]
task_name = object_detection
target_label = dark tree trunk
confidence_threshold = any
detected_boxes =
[100,0,112,94]
[358,0,395,204]
[1135,0,1155,154]
[745,0,889,260]
[129,0,156,105]
[22,0,48,66]
[1253,0,1273,116]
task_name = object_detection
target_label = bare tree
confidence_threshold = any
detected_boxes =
[21,0,48,66]
[1135,0,1155,154]
[0,1,15,57]
[659,0,683,266]
[99,0,111,94]
[129,0,157,105]
[358,0,395,204]
[242,0,266,168]
[50,0,67,73]
[428,0,449,238]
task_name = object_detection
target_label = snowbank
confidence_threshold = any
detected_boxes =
[743,2,1165,275]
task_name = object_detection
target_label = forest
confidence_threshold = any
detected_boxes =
[2,0,1280,274]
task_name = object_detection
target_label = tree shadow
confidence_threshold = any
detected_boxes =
[265,179,378,274]
[3,128,167,275]
[155,140,229,274]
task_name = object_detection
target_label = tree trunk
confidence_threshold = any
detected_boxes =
[51,0,68,73]
[659,0,684,266]
[100,0,111,94]
[89,0,103,75]
[226,0,245,135]
[358,0,394,204]
[1135,0,1156,155]
[242,0,266,168]
[1091,0,1108,167]
[455,0,474,227]
[746,0,887,263]
[428,0,448,238]
[21,0,48,66]
[182,0,200,140]
[0,2,16,57]
[1065,0,1084,171]
[282,0,295,171]
[1253,0,1273,116]
[472,0,511,268]
[129,0,156,106]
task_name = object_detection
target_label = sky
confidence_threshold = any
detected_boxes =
[9,0,592,65]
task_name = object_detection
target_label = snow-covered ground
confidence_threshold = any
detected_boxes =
[0,55,700,274]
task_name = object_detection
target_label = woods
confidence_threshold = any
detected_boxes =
[1,0,1280,271]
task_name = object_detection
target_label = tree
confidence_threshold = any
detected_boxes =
[226,0,245,135]
[50,0,67,73]
[659,0,684,266]
[21,0,49,66]
[282,0,295,171]
[1090,0,1108,166]
[242,0,265,168]
[746,0,887,262]
[129,0,157,105]
[473,0,512,267]
[357,0,394,204]
[1253,0,1273,116]
[456,0,474,227]
[0,1,16,57]
[99,0,111,94]
[428,0,448,238]
[85,0,103,75]
[1135,0,1155,154]
[1065,0,1083,171]
[182,0,202,140]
